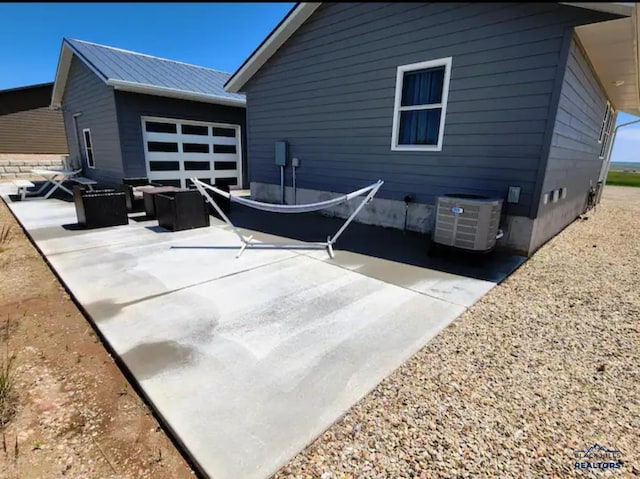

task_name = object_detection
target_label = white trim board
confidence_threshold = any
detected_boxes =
[390,57,452,152]
[107,79,246,108]
[224,3,322,93]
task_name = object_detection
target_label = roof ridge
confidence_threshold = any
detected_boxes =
[66,38,233,76]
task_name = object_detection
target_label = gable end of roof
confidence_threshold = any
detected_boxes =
[224,2,321,93]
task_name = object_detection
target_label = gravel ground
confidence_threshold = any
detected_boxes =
[274,185,640,479]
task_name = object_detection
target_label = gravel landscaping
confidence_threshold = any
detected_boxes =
[274,185,640,479]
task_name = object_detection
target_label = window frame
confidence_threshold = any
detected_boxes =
[597,101,612,144]
[599,105,615,160]
[82,128,95,169]
[390,57,453,152]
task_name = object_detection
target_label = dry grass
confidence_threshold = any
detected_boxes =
[0,318,17,430]
[0,225,10,254]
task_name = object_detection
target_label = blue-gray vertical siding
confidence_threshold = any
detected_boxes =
[243,2,617,218]
[61,56,123,185]
[537,36,611,214]
[114,91,247,186]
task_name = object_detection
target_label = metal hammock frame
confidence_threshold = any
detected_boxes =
[191,178,384,258]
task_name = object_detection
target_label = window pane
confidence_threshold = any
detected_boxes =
[598,104,611,143]
[86,148,94,167]
[183,143,209,153]
[213,144,237,154]
[181,124,208,135]
[401,67,445,106]
[149,161,179,171]
[147,141,179,152]
[212,127,236,137]
[214,161,237,171]
[185,178,212,189]
[398,109,442,145]
[145,122,177,134]
[216,177,237,187]
[83,131,92,148]
[184,161,211,171]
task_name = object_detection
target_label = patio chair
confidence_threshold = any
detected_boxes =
[122,177,163,213]
[73,186,129,229]
[155,189,210,232]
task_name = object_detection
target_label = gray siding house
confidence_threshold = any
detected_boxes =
[225,2,638,255]
[51,39,247,189]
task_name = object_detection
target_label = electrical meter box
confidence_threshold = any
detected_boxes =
[275,141,288,166]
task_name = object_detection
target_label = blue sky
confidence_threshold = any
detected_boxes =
[1,2,638,163]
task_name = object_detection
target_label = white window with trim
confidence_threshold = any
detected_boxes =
[598,102,615,160]
[391,57,452,152]
[82,128,95,168]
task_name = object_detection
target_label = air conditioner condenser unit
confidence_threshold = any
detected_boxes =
[433,194,503,252]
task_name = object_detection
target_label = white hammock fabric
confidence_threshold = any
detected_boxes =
[195,181,382,214]
[191,178,384,258]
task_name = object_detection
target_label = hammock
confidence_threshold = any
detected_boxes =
[191,178,384,258]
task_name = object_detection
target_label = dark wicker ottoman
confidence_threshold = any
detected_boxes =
[155,189,210,232]
[73,186,129,229]
[122,177,163,212]
[140,186,183,218]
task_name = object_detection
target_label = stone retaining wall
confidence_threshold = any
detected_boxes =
[0,154,68,179]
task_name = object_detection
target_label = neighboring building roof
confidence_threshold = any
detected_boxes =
[0,82,55,116]
[51,38,246,108]
[0,82,68,154]
[224,2,639,116]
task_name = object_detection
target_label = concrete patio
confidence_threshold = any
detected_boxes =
[0,183,524,479]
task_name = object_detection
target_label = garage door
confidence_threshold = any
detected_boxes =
[141,116,242,189]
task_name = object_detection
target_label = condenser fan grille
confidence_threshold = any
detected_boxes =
[433,195,503,251]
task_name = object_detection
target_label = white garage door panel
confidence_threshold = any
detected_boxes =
[141,116,242,189]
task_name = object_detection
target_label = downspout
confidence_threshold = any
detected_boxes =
[599,117,640,185]
[596,4,640,201]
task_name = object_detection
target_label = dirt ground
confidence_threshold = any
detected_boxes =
[0,199,194,478]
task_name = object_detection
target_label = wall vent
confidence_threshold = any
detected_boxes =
[433,194,503,251]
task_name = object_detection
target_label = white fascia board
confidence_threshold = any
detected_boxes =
[50,41,109,108]
[225,2,321,93]
[107,79,247,108]
[560,2,633,17]
[50,45,73,108]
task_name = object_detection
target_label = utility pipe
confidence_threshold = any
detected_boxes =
[599,117,640,184]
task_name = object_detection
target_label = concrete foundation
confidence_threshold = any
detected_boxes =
[529,193,588,254]
[251,182,538,256]
[251,182,436,233]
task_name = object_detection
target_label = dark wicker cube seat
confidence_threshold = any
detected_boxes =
[73,186,129,229]
[122,177,163,213]
[155,189,210,232]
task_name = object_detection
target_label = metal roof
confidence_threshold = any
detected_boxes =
[52,39,245,108]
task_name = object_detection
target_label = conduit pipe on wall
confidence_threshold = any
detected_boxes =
[292,157,299,204]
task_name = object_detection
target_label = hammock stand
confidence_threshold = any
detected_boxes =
[191,178,384,259]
